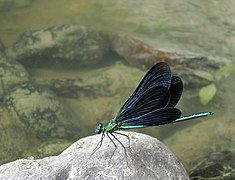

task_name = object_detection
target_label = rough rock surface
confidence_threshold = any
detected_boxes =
[0,132,189,180]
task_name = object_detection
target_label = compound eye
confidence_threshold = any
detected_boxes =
[96,129,101,134]
[95,123,103,134]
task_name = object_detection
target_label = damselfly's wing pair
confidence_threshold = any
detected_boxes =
[93,62,212,160]
[96,62,212,133]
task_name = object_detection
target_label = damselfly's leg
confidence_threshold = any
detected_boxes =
[112,131,130,148]
[110,132,129,167]
[106,132,118,163]
[90,132,105,158]
[107,132,130,147]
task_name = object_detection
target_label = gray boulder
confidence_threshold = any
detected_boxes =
[0,132,189,180]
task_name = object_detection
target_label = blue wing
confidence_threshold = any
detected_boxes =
[116,86,170,121]
[113,62,183,127]
[167,76,183,107]
[119,107,181,128]
[116,62,172,120]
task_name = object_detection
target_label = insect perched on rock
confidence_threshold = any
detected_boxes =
[92,62,213,160]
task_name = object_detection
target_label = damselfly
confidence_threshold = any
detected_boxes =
[92,62,213,160]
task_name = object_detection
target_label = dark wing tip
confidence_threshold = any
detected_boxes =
[167,76,183,107]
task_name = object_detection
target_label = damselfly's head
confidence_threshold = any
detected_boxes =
[95,123,103,134]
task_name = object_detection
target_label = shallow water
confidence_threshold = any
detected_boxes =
[0,0,234,176]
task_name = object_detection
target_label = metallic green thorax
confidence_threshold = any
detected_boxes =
[95,119,149,134]
[95,119,119,134]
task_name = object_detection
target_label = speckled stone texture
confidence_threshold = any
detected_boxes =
[0,132,189,180]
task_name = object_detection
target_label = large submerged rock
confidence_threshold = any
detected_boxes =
[0,57,29,99]
[0,106,31,165]
[32,62,143,98]
[0,132,189,180]
[189,150,235,179]
[6,24,109,68]
[0,40,5,57]
[5,83,78,139]
[6,24,224,76]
